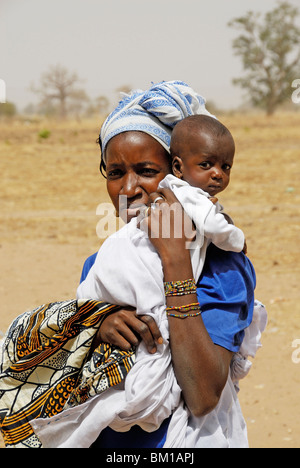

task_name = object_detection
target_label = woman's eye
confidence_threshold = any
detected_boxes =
[107,169,123,179]
[140,168,158,176]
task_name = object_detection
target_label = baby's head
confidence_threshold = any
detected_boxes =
[170,115,235,197]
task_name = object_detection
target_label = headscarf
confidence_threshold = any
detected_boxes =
[99,80,214,163]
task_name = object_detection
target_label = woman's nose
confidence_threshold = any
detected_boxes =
[120,172,140,198]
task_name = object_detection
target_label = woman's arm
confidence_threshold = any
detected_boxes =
[161,246,233,416]
[142,189,233,417]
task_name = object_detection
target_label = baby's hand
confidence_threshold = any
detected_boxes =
[209,196,218,204]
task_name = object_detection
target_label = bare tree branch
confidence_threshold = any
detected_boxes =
[31,64,88,118]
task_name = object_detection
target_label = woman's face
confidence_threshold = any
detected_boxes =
[105,131,171,222]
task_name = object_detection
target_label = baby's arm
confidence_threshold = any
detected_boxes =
[170,183,245,254]
[203,201,245,253]
[209,197,247,254]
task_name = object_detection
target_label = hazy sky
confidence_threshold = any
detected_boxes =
[1,0,300,111]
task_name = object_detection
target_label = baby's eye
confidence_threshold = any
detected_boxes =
[199,161,211,169]
[222,164,232,171]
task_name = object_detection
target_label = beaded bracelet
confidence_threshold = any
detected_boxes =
[166,310,202,319]
[164,278,197,297]
[166,302,200,312]
[166,302,202,319]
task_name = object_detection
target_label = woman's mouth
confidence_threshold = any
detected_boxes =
[120,203,146,222]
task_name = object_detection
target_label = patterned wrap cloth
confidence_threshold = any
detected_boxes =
[0,300,135,448]
[100,80,214,161]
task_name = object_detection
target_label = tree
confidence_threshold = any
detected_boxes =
[31,65,89,118]
[228,1,300,115]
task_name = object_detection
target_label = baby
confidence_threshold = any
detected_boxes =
[171,114,235,200]
[151,114,245,279]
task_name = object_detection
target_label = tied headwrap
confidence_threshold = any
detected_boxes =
[100,80,214,163]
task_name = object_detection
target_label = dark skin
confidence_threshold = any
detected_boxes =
[105,131,172,223]
[95,131,233,417]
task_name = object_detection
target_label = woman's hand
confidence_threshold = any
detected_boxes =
[139,188,196,271]
[92,307,163,354]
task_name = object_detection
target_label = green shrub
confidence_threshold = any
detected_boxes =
[38,129,51,139]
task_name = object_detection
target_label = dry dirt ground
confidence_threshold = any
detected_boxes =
[0,113,299,448]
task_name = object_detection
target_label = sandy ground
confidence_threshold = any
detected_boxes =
[0,113,299,448]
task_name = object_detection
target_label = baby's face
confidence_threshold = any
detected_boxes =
[172,131,235,196]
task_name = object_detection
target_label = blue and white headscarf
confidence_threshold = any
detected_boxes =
[100,80,214,163]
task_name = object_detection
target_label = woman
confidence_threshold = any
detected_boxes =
[2,81,265,448]
[55,81,262,448]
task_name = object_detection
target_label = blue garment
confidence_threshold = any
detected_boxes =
[80,244,256,448]
[198,244,256,353]
[80,252,97,284]
[90,416,171,449]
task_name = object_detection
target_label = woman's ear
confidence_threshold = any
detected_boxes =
[172,156,184,179]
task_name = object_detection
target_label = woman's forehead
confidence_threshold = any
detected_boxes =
[106,131,170,167]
